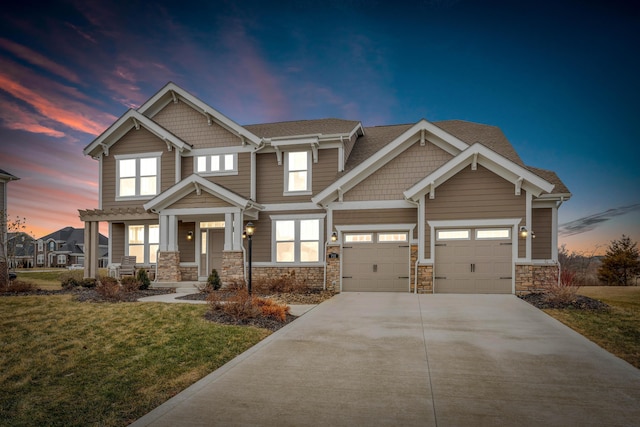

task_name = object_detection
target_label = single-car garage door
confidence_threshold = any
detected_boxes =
[434,228,513,294]
[342,232,410,292]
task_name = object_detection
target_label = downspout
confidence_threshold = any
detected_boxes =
[323,240,328,291]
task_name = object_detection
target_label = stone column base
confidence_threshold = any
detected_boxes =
[516,264,559,294]
[326,245,340,291]
[415,264,433,293]
[222,251,244,286]
[156,251,181,282]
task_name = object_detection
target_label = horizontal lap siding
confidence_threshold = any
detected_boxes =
[345,142,452,201]
[167,191,233,210]
[112,223,125,262]
[102,128,175,210]
[178,221,195,262]
[153,101,240,148]
[532,208,552,260]
[334,208,417,238]
[424,165,525,259]
[256,148,338,204]
[181,153,251,199]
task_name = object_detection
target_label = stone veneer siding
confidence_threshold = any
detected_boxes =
[252,267,325,288]
[416,265,434,293]
[156,252,181,282]
[515,264,559,294]
[179,266,198,282]
[325,245,340,291]
[222,251,244,285]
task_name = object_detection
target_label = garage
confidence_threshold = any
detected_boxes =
[342,232,410,292]
[434,228,513,294]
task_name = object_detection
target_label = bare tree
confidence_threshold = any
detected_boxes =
[1,211,29,287]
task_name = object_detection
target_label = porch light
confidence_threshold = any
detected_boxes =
[186,231,194,241]
[245,222,255,295]
[331,231,338,242]
[519,226,528,238]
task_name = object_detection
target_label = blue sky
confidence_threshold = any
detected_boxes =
[0,0,638,253]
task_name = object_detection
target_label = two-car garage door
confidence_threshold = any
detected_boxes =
[434,228,513,294]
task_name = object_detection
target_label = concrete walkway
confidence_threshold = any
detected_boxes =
[132,293,640,427]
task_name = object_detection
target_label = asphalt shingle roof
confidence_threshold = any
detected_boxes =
[244,118,361,139]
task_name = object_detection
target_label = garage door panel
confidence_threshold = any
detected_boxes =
[342,241,409,292]
[435,228,512,294]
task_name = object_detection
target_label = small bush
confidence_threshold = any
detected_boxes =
[207,289,290,323]
[207,269,222,291]
[96,277,122,301]
[60,270,84,289]
[0,280,38,293]
[121,276,140,293]
[80,278,97,288]
[540,267,580,305]
[136,269,151,290]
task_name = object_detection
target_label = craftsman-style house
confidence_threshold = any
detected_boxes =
[80,82,570,293]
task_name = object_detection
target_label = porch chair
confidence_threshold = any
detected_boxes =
[119,256,137,278]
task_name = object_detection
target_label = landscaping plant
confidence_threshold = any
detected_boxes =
[136,268,151,290]
[207,269,222,291]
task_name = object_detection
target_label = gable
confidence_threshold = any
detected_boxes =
[344,141,454,201]
[166,189,233,210]
[153,100,242,149]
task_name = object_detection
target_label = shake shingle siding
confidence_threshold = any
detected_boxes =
[345,141,453,201]
[153,101,240,148]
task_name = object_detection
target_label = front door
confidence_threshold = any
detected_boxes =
[199,229,224,279]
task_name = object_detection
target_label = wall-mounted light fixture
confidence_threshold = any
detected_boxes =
[186,231,194,241]
[331,231,338,242]
[531,231,536,239]
[519,226,528,238]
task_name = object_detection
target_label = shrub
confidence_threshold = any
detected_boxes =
[539,266,580,305]
[121,276,140,293]
[60,270,84,289]
[96,276,122,301]
[253,270,310,294]
[207,269,222,291]
[80,278,97,288]
[136,269,151,290]
[0,279,38,293]
[207,289,290,323]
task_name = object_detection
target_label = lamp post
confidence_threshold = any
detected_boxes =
[245,222,255,295]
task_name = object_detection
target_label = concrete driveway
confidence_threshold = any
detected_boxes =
[132,293,640,427]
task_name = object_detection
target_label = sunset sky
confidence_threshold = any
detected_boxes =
[0,0,638,254]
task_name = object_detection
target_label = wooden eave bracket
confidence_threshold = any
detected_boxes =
[163,138,173,152]
[275,146,282,165]
[171,90,178,104]
[311,142,319,163]
[100,143,109,156]
[194,182,201,196]
[471,153,478,170]
[515,177,524,196]
[420,129,426,146]
[132,117,140,130]
[429,181,435,199]
[337,187,344,202]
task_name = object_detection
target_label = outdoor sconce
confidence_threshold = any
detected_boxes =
[331,231,338,242]
[531,231,536,239]
[186,231,194,241]
[519,226,528,238]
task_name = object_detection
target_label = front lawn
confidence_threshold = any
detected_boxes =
[0,295,270,426]
[543,286,640,369]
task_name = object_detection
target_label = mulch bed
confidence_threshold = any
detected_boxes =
[204,311,297,331]
[519,292,609,311]
[177,289,336,305]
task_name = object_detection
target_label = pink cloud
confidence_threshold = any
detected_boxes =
[0,101,66,137]
[0,38,81,84]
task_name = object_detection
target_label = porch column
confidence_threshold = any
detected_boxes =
[159,214,168,251]
[167,214,178,252]
[83,221,99,279]
[233,211,243,250]
[224,213,233,251]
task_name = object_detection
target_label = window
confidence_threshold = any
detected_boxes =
[378,233,408,242]
[49,241,55,251]
[344,233,373,243]
[200,221,225,229]
[37,254,44,265]
[116,153,161,198]
[476,228,511,239]
[274,217,322,263]
[436,230,470,240]
[37,240,43,251]
[127,224,159,264]
[195,154,236,175]
[57,255,66,264]
[285,151,311,193]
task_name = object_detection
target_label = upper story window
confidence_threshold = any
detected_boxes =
[37,240,43,252]
[115,153,161,199]
[285,151,311,194]
[195,154,237,175]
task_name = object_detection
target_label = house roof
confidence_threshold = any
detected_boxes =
[38,226,108,245]
[0,169,19,181]
[525,166,571,195]
[245,118,362,139]
[343,124,414,173]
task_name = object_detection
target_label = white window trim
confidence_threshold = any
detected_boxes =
[57,254,66,264]
[115,152,162,201]
[194,153,238,176]
[283,151,312,196]
[475,228,511,240]
[125,223,160,265]
[270,213,325,263]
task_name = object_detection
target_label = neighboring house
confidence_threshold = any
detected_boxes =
[35,227,108,268]
[6,232,35,268]
[1,169,19,282]
[80,82,570,294]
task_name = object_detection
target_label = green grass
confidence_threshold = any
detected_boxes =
[15,269,108,290]
[544,286,640,369]
[0,295,270,426]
